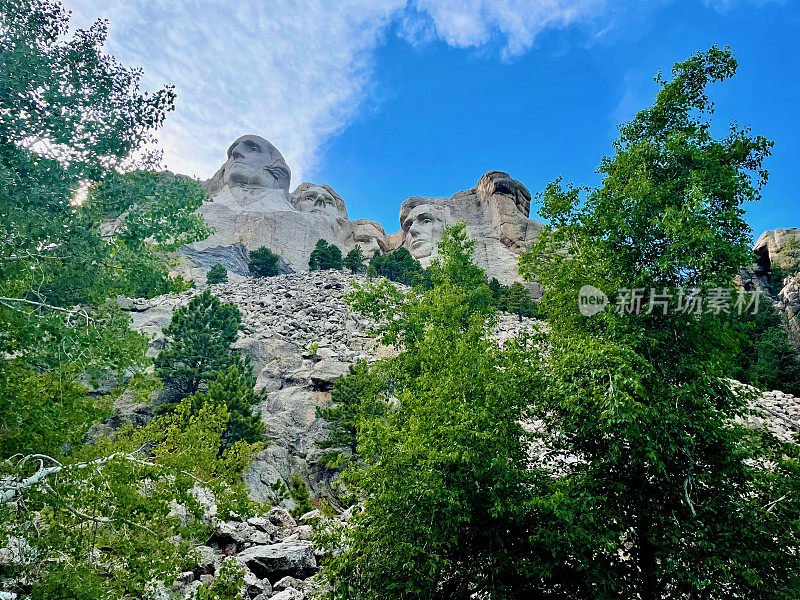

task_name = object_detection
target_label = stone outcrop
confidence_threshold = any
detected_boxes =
[118,272,541,504]
[115,271,800,508]
[176,135,543,287]
[753,227,800,273]
[743,228,800,349]
[393,170,543,287]
[167,506,323,599]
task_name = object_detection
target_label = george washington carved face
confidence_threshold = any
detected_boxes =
[222,135,291,191]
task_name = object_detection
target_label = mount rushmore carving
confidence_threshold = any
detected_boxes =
[179,134,544,287]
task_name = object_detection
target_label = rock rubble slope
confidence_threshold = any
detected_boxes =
[121,271,800,504]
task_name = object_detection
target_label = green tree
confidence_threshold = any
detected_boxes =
[154,290,251,400]
[188,365,264,448]
[734,301,800,394]
[289,473,315,520]
[368,246,425,286]
[309,239,343,270]
[248,246,281,277]
[501,281,536,320]
[0,4,263,596]
[343,246,366,274]
[0,0,207,459]
[316,360,388,463]
[320,226,539,599]
[206,263,228,284]
[519,46,800,598]
[1,395,262,600]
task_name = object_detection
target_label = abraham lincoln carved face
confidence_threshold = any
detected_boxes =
[222,135,291,191]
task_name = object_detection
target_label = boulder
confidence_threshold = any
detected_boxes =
[235,540,317,581]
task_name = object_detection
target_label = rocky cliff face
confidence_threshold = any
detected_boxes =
[118,271,540,504]
[117,272,800,504]
[176,135,543,288]
[743,227,800,348]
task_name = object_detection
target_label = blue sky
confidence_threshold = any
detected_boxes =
[65,0,797,239]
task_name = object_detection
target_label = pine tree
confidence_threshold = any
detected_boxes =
[501,282,536,320]
[316,360,386,463]
[189,365,263,447]
[310,239,343,270]
[206,263,228,284]
[369,246,424,286]
[248,246,281,277]
[343,246,366,274]
[155,290,251,399]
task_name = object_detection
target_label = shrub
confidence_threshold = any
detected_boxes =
[206,263,228,284]
[249,246,281,277]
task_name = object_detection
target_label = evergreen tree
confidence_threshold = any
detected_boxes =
[206,263,228,284]
[343,246,366,274]
[488,277,508,305]
[316,360,387,463]
[309,239,343,270]
[369,246,424,286]
[289,473,315,519]
[189,365,264,448]
[501,282,536,320]
[735,302,800,394]
[248,246,281,277]
[154,290,251,399]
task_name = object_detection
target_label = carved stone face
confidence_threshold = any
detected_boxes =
[293,185,339,222]
[402,203,446,259]
[350,220,386,260]
[222,135,291,191]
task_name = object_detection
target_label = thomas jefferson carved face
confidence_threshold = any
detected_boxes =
[293,185,339,221]
[222,135,291,191]
[401,200,447,259]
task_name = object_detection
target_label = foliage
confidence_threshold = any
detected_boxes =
[343,246,366,274]
[289,473,315,520]
[248,246,281,278]
[207,264,228,285]
[316,360,388,463]
[501,281,537,320]
[0,396,262,599]
[0,0,209,460]
[309,239,343,271]
[154,290,251,400]
[734,301,800,395]
[186,365,264,449]
[518,46,800,598]
[0,4,262,597]
[319,225,541,599]
[368,246,424,287]
[191,559,245,600]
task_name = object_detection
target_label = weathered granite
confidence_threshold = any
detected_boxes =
[753,227,800,273]
[178,135,544,287]
[395,170,543,288]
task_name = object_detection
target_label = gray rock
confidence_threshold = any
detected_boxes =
[309,359,350,390]
[235,540,317,580]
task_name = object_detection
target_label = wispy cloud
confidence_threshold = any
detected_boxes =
[402,0,608,58]
[62,0,625,183]
[704,0,785,13]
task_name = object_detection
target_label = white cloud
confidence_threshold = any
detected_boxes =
[404,0,608,57]
[63,0,613,183]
